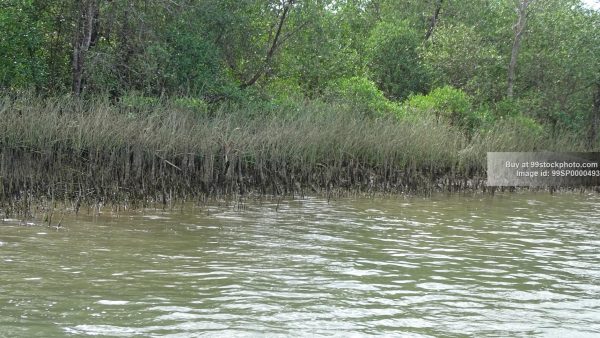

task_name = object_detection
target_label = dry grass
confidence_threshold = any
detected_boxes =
[0,95,586,215]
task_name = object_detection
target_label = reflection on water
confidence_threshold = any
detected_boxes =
[1,193,599,337]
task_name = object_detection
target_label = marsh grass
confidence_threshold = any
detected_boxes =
[0,95,589,216]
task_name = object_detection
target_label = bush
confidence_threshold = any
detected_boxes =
[262,78,305,113]
[493,98,521,118]
[120,93,160,114]
[485,98,545,137]
[405,86,481,133]
[172,97,209,116]
[326,76,402,117]
[505,115,545,136]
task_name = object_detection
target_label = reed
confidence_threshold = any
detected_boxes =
[0,95,587,216]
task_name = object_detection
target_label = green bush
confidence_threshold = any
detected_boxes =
[421,23,503,100]
[505,115,545,136]
[172,97,209,116]
[262,78,305,113]
[493,98,521,118]
[326,76,402,117]
[405,86,481,133]
[485,99,544,137]
[120,93,160,111]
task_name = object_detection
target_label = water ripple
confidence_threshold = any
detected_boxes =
[0,193,599,336]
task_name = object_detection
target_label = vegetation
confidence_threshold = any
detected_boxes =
[0,95,590,215]
[0,0,599,213]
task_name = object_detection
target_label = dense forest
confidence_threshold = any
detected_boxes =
[0,0,600,210]
[1,0,598,131]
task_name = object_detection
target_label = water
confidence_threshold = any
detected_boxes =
[1,193,599,337]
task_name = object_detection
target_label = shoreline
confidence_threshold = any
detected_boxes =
[2,178,598,221]
[0,97,593,217]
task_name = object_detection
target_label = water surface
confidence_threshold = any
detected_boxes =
[1,193,599,337]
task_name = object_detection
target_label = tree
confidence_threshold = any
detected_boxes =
[507,0,534,99]
[241,0,296,88]
[367,21,429,100]
[72,0,99,96]
[516,0,599,131]
[274,0,368,96]
[422,23,504,101]
[0,0,72,92]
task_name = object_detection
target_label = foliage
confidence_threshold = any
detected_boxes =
[0,0,72,91]
[1,95,589,209]
[326,77,402,117]
[119,93,160,116]
[517,0,600,131]
[405,86,482,132]
[275,2,367,97]
[421,23,505,102]
[493,98,522,118]
[367,21,430,100]
[0,0,598,142]
[507,115,545,136]
[172,97,209,116]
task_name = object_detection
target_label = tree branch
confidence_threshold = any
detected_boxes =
[241,0,295,89]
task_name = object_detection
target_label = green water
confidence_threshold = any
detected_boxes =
[1,193,599,337]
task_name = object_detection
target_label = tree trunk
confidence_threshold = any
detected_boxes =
[112,2,133,101]
[425,0,443,41]
[588,82,600,149]
[72,0,99,96]
[507,0,531,99]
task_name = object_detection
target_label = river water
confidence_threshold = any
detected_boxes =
[1,193,599,337]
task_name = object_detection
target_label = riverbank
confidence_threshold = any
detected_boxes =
[0,96,590,216]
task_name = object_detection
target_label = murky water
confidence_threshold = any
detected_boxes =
[1,193,599,337]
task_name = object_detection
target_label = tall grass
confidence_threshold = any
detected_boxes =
[0,95,589,214]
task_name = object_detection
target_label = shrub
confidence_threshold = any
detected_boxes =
[493,98,521,118]
[262,78,305,113]
[405,86,481,133]
[172,97,209,116]
[485,98,544,137]
[326,76,402,117]
[505,115,545,136]
[120,93,160,114]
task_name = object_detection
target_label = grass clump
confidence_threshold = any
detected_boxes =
[0,94,590,216]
